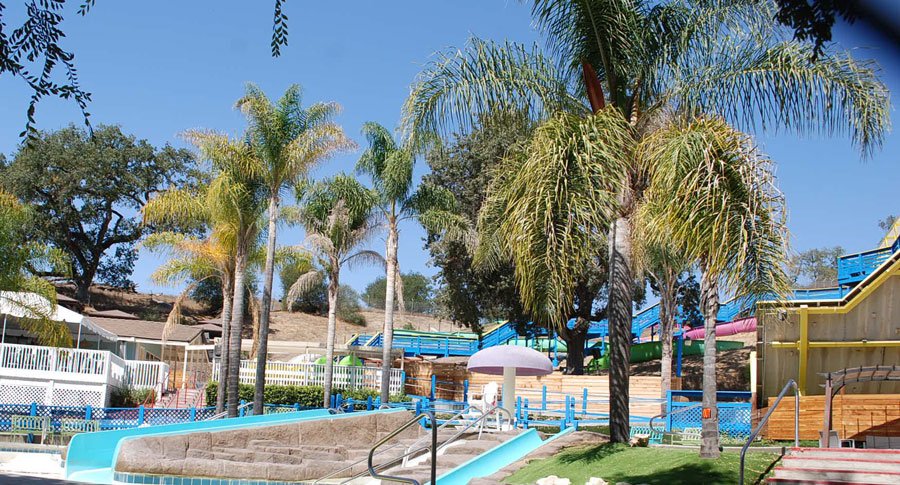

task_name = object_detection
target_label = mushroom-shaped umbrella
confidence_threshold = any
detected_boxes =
[467,345,553,418]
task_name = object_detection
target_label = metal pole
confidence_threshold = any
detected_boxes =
[182,347,189,390]
[76,319,82,349]
[1,314,7,344]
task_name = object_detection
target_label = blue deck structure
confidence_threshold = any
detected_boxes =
[350,235,900,358]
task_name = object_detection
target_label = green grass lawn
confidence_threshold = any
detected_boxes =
[504,443,783,485]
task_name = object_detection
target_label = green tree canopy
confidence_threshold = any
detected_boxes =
[788,246,843,288]
[362,272,434,314]
[2,124,199,302]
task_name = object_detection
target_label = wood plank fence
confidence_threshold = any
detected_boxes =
[763,393,900,440]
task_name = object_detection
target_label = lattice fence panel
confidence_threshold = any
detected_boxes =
[194,407,217,420]
[96,407,141,429]
[0,403,33,431]
[0,383,47,406]
[670,402,752,438]
[51,387,103,408]
[143,407,192,426]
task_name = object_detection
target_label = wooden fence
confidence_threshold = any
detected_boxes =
[404,360,674,418]
[763,393,900,440]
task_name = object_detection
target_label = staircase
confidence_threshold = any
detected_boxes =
[348,428,523,484]
[768,447,900,484]
[152,388,204,409]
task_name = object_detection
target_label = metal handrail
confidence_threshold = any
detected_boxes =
[202,401,252,421]
[648,402,704,434]
[368,411,437,485]
[401,405,513,466]
[739,379,799,484]
[401,405,481,466]
[313,405,483,484]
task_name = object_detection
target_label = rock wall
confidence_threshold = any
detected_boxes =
[115,410,419,481]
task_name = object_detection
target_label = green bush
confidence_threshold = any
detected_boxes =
[205,381,411,408]
[110,387,156,408]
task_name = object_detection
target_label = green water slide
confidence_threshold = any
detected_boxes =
[590,339,745,370]
[504,336,568,352]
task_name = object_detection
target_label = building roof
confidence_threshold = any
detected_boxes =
[88,309,139,319]
[0,291,116,341]
[55,293,79,304]
[196,322,223,334]
[197,318,222,326]
[90,316,202,343]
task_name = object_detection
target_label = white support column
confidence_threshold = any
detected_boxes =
[502,367,516,423]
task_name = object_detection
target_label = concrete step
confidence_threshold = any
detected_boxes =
[783,456,900,473]
[789,447,900,460]
[768,479,872,485]
[441,439,500,455]
[773,467,900,485]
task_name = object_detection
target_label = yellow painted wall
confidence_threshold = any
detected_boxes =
[758,276,900,400]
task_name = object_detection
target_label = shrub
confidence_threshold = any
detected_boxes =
[110,387,156,408]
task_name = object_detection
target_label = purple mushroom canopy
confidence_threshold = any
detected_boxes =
[467,345,553,376]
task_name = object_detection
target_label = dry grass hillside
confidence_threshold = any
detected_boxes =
[267,308,466,345]
[55,283,209,321]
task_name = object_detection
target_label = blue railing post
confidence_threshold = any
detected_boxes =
[366,396,373,411]
[444,337,450,357]
[138,405,145,426]
[542,386,547,411]
[85,405,92,421]
[30,402,36,417]
[516,396,522,426]
[463,379,469,404]
[582,388,588,414]
[523,398,530,428]
[415,399,422,416]
[239,400,246,417]
[416,336,421,355]
[294,402,300,411]
[430,375,436,400]
[676,335,684,377]
[190,407,196,421]
[666,391,673,432]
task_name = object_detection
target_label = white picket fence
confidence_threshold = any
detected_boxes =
[0,343,169,407]
[212,360,405,395]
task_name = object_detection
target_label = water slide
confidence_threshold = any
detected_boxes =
[64,408,397,483]
[589,339,746,370]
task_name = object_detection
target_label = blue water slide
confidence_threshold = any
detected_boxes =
[65,408,400,483]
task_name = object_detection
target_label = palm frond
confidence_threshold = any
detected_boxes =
[342,250,386,271]
[641,115,790,300]
[285,269,324,308]
[475,108,631,326]
[401,37,587,151]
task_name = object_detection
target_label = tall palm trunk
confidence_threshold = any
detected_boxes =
[380,222,398,403]
[323,270,339,408]
[216,277,235,414]
[253,195,279,414]
[699,267,721,458]
[226,237,251,418]
[658,272,676,414]
[607,215,633,443]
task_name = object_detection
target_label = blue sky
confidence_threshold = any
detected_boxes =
[1,1,897,303]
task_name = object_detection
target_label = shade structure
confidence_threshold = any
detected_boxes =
[467,345,553,377]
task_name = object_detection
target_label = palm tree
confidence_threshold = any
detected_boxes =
[0,190,70,347]
[235,83,356,413]
[639,115,790,457]
[286,175,380,408]
[162,131,266,417]
[401,0,888,442]
[356,121,458,404]
[140,231,242,413]
[633,223,694,408]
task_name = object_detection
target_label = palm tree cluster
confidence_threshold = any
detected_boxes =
[142,83,456,416]
[400,0,889,453]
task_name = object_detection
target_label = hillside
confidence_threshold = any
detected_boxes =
[55,283,210,322]
[267,308,466,345]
